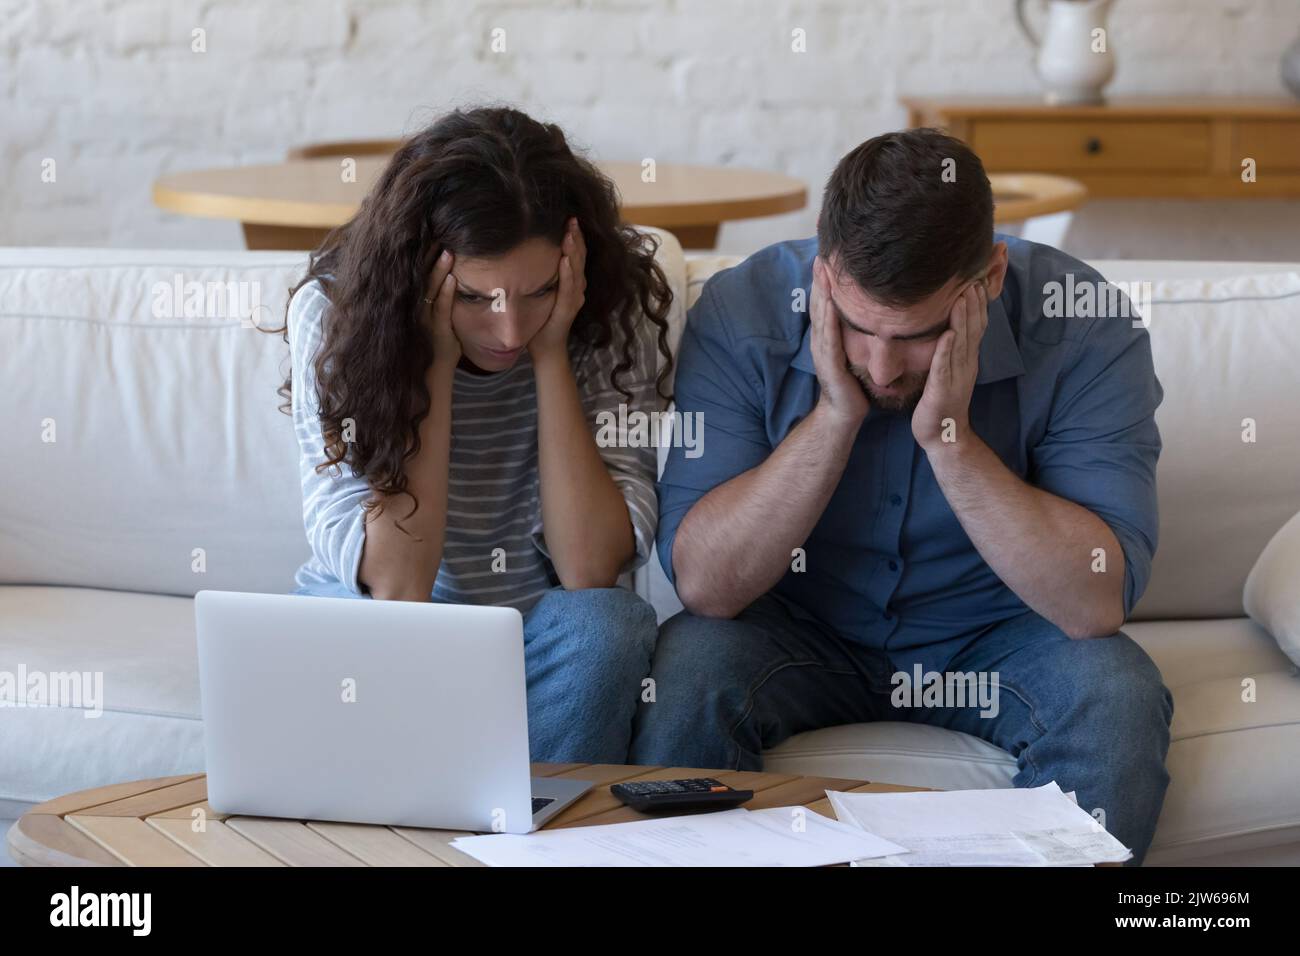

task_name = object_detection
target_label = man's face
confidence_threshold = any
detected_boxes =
[824,256,988,413]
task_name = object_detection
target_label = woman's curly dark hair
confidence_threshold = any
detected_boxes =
[266,105,675,534]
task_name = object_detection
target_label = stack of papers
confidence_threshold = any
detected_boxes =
[446,782,1130,867]
[826,782,1132,866]
[449,807,908,867]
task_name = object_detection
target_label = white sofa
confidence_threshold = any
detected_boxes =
[3,234,1299,866]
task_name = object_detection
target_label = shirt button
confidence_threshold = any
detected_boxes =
[888,560,898,571]
[889,494,902,506]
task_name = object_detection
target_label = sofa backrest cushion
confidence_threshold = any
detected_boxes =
[1,249,311,596]
[1119,267,1300,619]
[0,230,686,596]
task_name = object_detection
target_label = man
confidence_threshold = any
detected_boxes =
[630,128,1173,865]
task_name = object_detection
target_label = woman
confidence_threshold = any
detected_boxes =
[268,106,674,764]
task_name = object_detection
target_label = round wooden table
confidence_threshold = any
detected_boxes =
[6,765,913,867]
[153,158,808,251]
[9,769,1121,867]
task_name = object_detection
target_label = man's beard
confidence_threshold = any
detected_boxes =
[849,366,928,413]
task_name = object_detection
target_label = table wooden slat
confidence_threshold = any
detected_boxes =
[8,813,123,867]
[150,800,231,822]
[306,822,451,867]
[804,781,927,819]
[549,763,659,786]
[225,817,367,867]
[530,762,588,777]
[67,815,207,867]
[389,827,487,867]
[740,775,875,811]
[28,774,203,817]
[75,776,212,818]
[146,817,285,867]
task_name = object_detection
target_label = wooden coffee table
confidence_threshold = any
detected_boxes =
[8,764,926,867]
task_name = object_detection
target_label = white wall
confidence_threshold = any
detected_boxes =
[3,0,1299,260]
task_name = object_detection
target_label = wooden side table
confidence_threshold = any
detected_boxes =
[903,96,1300,198]
[7,765,924,867]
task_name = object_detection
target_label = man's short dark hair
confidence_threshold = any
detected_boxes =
[816,128,993,307]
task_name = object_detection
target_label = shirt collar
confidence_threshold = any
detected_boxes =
[790,288,1026,385]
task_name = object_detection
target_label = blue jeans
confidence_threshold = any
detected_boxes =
[292,581,657,764]
[629,593,1174,866]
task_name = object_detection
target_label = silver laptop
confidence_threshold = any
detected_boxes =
[194,589,592,833]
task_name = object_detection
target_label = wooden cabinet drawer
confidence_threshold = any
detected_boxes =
[1234,121,1300,171]
[971,120,1211,172]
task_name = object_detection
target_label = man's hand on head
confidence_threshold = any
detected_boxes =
[810,255,871,430]
[911,278,989,454]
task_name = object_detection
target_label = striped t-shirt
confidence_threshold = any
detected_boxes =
[287,278,660,612]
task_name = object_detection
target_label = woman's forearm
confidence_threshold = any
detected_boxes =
[358,359,456,601]
[533,351,635,588]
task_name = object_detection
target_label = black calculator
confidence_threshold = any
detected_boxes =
[610,778,754,813]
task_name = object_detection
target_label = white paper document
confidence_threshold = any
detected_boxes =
[448,806,908,867]
[827,782,1132,867]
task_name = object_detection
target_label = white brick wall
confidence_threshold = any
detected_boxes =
[2,0,1299,259]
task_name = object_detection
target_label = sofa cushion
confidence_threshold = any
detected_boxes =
[1131,270,1300,619]
[1244,509,1300,668]
[0,586,203,806]
[0,250,315,597]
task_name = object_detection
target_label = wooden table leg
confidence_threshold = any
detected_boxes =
[664,223,720,250]
[242,222,333,251]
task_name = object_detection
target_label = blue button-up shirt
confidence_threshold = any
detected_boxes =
[657,234,1163,675]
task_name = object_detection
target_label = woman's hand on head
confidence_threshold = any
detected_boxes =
[425,248,462,369]
[527,217,587,365]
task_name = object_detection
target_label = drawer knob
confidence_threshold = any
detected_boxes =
[1084,137,1103,154]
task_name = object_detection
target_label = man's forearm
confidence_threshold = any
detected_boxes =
[672,402,860,618]
[358,360,455,601]
[924,435,1127,639]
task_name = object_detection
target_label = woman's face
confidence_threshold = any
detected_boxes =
[448,236,562,372]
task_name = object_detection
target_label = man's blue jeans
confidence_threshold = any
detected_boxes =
[292,581,657,765]
[629,593,1174,866]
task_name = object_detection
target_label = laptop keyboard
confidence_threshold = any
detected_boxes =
[532,796,556,815]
